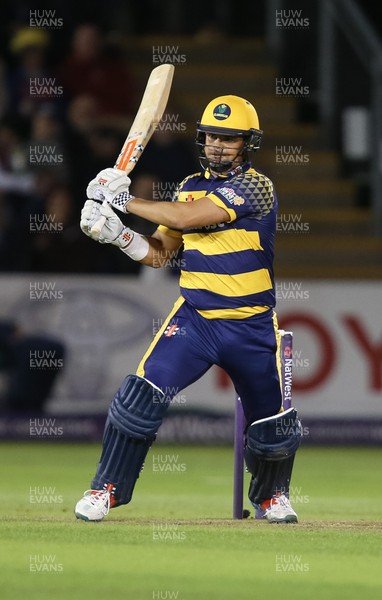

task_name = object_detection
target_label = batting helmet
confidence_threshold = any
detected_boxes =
[196,95,263,172]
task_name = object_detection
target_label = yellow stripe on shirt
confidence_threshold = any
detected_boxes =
[157,224,183,239]
[180,268,272,297]
[183,229,263,255]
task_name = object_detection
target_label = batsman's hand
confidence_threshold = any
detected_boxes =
[86,167,134,213]
[80,200,134,248]
[80,199,102,237]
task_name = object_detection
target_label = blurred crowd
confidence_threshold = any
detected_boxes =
[0,9,198,275]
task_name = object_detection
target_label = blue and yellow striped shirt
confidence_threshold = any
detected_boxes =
[158,162,277,319]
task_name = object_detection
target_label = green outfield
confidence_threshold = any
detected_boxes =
[1,442,382,599]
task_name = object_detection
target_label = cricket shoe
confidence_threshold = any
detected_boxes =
[254,494,298,523]
[75,483,117,521]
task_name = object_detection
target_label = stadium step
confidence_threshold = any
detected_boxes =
[258,149,340,180]
[276,179,355,208]
[264,124,326,149]
[296,207,371,236]
[276,235,382,270]
[158,64,278,95]
[275,262,382,279]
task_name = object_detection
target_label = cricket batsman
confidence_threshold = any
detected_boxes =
[75,95,302,523]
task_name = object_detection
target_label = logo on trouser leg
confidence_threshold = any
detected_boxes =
[164,324,180,337]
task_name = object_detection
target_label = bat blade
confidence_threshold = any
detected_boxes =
[90,64,175,234]
[115,64,175,174]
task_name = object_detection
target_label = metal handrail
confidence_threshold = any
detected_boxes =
[319,0,382,235]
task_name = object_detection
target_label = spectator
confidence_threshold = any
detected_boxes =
[7,27,59,119]
[0,318,65,414]
[0,114,36,271]
[0,113,34,195]
[0,58,8,118]
[28,105,67,178]
[58,24,135,122]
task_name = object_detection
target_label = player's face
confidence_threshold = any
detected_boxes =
[204,133,245,170]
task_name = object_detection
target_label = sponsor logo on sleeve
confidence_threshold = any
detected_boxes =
[217,187,245,206]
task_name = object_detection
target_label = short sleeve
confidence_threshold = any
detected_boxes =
[157,225,183,239]
[207,172,275,222]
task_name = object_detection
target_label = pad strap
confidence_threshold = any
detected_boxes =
[109,375,168,439]
[246,407,302,460]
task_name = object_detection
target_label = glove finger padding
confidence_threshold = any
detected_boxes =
[93,203,125,244]
[80,199,101,236]
[99,203,117,219]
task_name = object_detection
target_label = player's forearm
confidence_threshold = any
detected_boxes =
[128,197,188,230]
[139,236,178,268]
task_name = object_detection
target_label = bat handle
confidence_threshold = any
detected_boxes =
[90,201,107,235]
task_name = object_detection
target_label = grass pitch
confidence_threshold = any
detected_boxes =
[1,442,382,599]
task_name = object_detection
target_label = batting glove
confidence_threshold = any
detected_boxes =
[86,167,134,213]
[80,200,126,246]
[80,199,102,237]
[80,201,149,260]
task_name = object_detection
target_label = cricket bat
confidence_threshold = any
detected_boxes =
[90,63,175,234]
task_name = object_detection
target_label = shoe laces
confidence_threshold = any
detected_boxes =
[271,493,291,509]
[83,489,111,515]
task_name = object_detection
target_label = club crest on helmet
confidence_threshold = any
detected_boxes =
[213,103,231,120]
